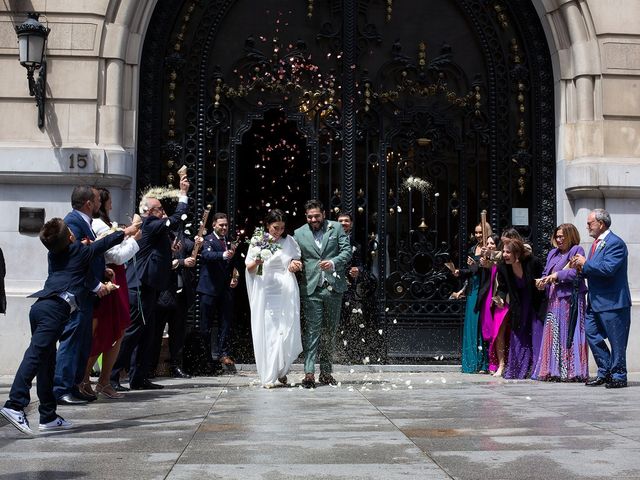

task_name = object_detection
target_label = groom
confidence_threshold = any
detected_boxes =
[291,200,351,388]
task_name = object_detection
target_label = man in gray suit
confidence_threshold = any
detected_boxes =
[290,200,351,388]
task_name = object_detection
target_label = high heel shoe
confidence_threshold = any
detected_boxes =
[95,383,125,399]
[78,382,98,401]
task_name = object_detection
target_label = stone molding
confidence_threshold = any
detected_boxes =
[0,146,134,186]
[601,41,640,73]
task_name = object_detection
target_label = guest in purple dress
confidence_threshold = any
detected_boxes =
[496,238,544,379]
[485,228,529,377]
[533,224,588,381]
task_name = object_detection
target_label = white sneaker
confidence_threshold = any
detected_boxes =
[39,415,73,431]
[0,407,34,435]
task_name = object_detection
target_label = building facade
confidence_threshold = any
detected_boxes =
[0,0,638,372]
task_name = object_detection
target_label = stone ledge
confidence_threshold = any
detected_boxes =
[0,147,134,186]
[563,157,640,199]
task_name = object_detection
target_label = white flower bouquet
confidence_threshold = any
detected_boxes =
[247,226,282,275]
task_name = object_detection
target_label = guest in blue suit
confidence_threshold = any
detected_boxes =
[54,185,111,405]
[197,212,240,373]
[570,209,631,388]
[110,176,191,390]
[0,217,135,435]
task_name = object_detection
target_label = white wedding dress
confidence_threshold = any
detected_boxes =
[245,235,303,386]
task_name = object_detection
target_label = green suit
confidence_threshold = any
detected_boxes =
[294,220,352,374]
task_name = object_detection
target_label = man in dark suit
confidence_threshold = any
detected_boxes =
[197,213,240,373]
[336,212,366,362]
[571,209,631,389]
[54,185,110,405]
[338,212,363,284]
[1,218,135,435]
[150,234,198,378]
[110,176,191,390]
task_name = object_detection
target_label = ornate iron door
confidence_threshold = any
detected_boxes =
[138,0,555,363]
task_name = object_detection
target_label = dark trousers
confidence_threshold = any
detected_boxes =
[199,291,233,360]
[111,285,159,385]
[585,305,631,381]
[6,297,70,423]
[151,292,187,371]
[53,297,93,398]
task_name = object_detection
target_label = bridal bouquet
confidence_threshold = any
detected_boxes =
[247,226,282,275]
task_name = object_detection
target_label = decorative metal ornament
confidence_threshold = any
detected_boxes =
[15,12,50,128]
[137,0,556,362]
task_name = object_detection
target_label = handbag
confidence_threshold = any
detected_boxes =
[491,273,508,308]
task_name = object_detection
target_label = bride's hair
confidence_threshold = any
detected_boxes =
[265,208,288,238]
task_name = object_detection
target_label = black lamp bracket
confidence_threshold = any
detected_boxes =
[26,60,47,129]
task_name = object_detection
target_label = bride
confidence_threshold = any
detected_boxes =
[245,209,302,387]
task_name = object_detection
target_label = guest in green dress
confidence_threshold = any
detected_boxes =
[455,221,492,373]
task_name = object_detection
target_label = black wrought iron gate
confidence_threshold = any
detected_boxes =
[138,0,555,363]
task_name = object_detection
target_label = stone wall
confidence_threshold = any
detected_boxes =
[0,1,150,372]
[541,0,640,370]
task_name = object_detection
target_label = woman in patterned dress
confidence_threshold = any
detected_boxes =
[533,223,588,381]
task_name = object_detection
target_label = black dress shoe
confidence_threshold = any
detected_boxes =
[205,363,223,376]
[220,356,237,375]
[170,367,191,379]
[222,364,237,375]
[301,375,316,389]
[111,381,130,392]
[130,379,164,390]
[605,379,628,389]
[57,394,88,405]
[319,373,337,386]
[585,376,608,386]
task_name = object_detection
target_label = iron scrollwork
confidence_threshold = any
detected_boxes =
[137,0,556,362]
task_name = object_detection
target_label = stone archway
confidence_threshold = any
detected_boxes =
[130,0,632,364]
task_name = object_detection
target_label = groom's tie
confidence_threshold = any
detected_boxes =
[588,238,600,259]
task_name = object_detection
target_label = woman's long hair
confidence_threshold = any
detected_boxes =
[97,188,112,225]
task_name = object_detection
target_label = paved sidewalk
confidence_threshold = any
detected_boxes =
[1,370,639,479]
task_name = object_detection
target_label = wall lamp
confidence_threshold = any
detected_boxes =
[15,13,50,129]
